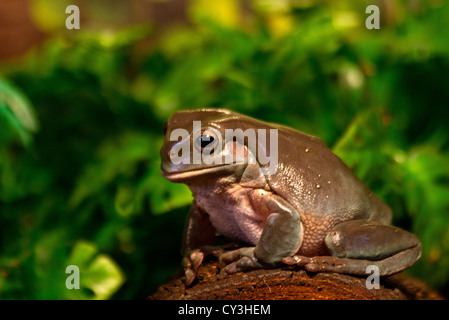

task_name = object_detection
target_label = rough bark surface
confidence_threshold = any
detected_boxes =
[150,261,444,300]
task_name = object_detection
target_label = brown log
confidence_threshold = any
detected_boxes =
[150,260,444,300]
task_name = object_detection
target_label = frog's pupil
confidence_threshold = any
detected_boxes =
[200,135,214,148]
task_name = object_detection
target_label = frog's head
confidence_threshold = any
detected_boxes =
[160,108,276,183]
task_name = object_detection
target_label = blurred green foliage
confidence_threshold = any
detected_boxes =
[1,0,448,299]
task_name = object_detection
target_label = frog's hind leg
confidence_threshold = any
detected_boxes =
[282,220,422,276]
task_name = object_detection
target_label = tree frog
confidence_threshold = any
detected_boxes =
[160,108,421,285]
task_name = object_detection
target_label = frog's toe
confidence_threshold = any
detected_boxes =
[218,247,255,266]
[185,268,197,286]
[190,249,204,269]
[219,256,263,278]
[217,247,265,276]
[281,255,345,272]
[281,255,312,266]
[182,249,204,270]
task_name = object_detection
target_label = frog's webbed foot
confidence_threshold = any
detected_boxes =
[217,247,281,278]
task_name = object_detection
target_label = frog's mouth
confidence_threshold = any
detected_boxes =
[161,163,245,182]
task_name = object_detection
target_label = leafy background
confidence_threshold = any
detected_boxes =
[0,0,448,299]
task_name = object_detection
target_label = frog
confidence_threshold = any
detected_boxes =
[160,108,422,286]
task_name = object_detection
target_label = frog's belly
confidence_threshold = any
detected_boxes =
[193,185,342,256]
[194,187,264,246]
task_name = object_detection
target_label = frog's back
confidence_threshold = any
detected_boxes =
[264,124,392,255]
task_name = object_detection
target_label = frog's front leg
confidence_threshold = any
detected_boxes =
[181,201,217,285]
[219,193,304,276]
[283,220,421,276]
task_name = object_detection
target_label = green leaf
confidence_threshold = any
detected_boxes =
[83,255,124,300]
[66,241,124,300]
[0,78,39,146]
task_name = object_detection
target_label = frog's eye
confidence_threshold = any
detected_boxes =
[194,128,220,153]
[197,134,215,148]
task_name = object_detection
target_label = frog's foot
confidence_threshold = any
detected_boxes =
[217,247,280,278]
[281,255,356,273]
[182,249,205,286]
[281,255,312,267]
[182,243,242,285]
[281,248,422,276]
